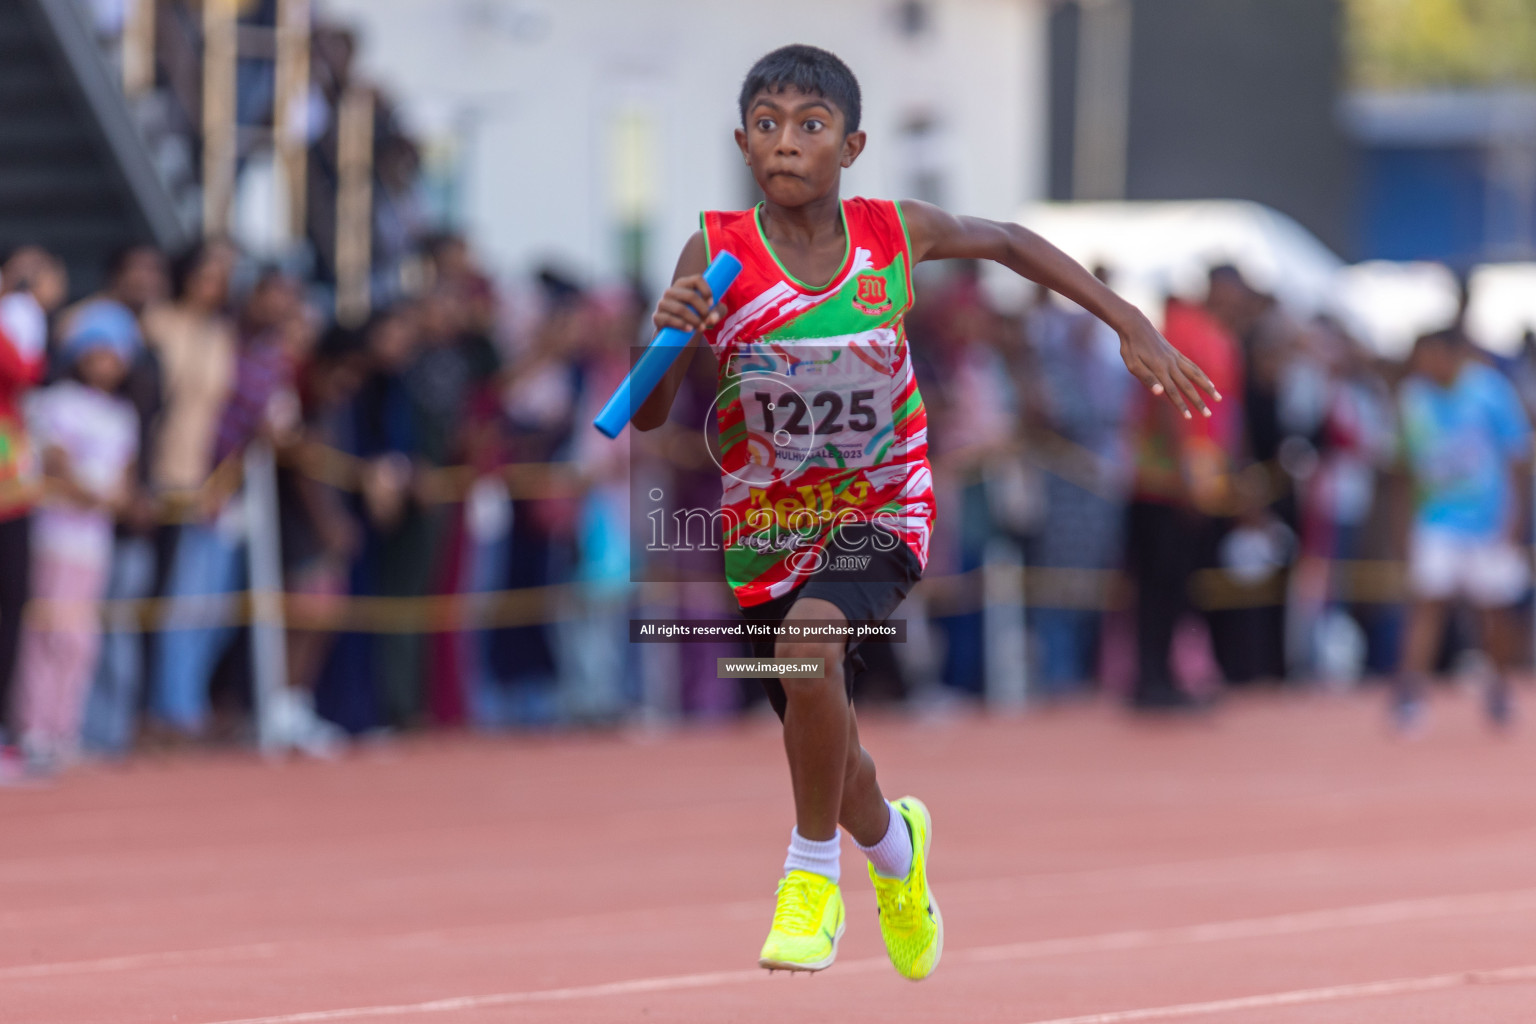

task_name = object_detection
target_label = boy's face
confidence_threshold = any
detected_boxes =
[736,86,865,207]
[1414,340,1461,387]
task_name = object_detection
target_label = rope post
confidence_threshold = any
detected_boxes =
[201,0,238,239]
[122,0,156,99]
[244,440,290,753]
[636,583,681,727]
[335,85,375,326]
[274,0,311,247]
[983,535,1028,713]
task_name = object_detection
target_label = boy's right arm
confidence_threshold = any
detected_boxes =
[632,231,720,432]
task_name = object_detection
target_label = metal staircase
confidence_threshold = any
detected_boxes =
[0,0,184,293]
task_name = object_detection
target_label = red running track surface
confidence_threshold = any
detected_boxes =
[6,688,1536,1023]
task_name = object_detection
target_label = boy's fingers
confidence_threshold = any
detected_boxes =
[1157,364,1192,419]
[655,305,700,331]
[662,294,707,328]
[678,292,709,322]
[1178,353,1222,401]
[1170,364,1211,418]
[671,279,713,324]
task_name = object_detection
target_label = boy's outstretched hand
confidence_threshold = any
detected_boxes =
[1117,316,1222,420]
[653,274,722,335]
[898,199,1224,420]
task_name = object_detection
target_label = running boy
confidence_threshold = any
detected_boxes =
[1393,328,1532,732]
[631,45,1218,979]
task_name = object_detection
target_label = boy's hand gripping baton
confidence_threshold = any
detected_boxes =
[593,251,742,438]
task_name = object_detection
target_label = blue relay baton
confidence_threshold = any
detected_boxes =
[593,251,742,438]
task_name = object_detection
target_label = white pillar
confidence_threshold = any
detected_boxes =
[983,535,1028,712]
[1072,0,1133,202]
[244,441,289,753]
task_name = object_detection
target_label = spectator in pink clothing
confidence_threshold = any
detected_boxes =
[17,302,140,771]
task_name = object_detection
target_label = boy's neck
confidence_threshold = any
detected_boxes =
[760,190,844,245]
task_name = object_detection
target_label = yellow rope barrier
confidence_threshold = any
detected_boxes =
[7,423,1420,633]
[16,554,1455,636]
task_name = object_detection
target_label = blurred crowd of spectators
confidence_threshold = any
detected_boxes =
[0,229,1532,777]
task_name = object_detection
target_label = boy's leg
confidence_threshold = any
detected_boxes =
[756,598,851,973]
[775,598,907,846]
[1399,598,1447,675]
[841,681,942,981]
[774,596,861,842]
[1394,596,1446,730]
[839,706,890,846]
[1472,539,1530,727]
[844,704,919,888]
[757,522,929,972]
[1478,603,1522,726]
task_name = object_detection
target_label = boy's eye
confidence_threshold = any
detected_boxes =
[756,118,775,132]
[803,119,824,132]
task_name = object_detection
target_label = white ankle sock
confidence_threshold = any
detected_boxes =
[784,828,841,883]
[855,802,914,879]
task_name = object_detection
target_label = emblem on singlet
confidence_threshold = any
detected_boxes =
[854,273,891,314]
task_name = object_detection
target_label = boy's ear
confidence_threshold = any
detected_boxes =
[734,127,750,164]
[840,130,867,169]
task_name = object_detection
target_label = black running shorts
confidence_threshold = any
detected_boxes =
[737,522,923,720]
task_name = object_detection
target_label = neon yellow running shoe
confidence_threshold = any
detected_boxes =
[758,869,846,972]
[869,796,943,980]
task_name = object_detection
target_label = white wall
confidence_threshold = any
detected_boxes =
[321,0,1049,293]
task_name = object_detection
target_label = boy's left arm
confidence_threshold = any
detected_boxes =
[900,200,1220,419]
[1494,377,1534,545]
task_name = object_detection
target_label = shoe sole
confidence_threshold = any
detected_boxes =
[758,914,846,973]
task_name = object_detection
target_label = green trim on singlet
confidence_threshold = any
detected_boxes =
[753,200,852,292]
[759,252,909,342]
[699,211,713,264]
[894,199,917,309]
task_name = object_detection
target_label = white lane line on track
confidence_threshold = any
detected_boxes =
[15,824,1536,982]
[956,886,1536,963]
[10,822,1536,937]
[195,887,1536,1024]
[1018,965,1536,1024]
[0,944,281,981]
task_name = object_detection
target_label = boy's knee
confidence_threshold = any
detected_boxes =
[774,639,843,700]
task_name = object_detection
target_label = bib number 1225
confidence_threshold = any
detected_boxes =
[752,389,877,436]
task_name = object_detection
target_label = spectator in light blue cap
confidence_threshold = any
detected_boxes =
[61,299,142,368]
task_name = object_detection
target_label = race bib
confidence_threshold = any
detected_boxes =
[726,332,899,477]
